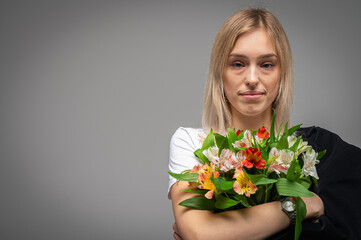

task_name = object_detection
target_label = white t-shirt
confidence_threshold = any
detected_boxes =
[168,127,206,199]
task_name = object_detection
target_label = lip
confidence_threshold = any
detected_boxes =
[239,91,265,100]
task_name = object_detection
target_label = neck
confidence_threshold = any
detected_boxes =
[230,108,273,131]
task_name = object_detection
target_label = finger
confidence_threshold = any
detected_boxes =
[173,223,183,240]
[173,231,183,240]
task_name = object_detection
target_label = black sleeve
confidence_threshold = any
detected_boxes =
[299,127,361,240]
[267,127,361,240]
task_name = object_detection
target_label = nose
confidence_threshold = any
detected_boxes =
[245,65,259,86]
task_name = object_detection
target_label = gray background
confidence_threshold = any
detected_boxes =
[1,0,360,239]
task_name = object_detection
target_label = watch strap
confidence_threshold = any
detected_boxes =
[281,197,297,225]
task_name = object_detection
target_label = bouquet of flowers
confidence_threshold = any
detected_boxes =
[169,114,326,240]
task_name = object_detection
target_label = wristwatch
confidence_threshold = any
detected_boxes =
[281,197,296,224]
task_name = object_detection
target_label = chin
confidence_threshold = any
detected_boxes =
[239,107,271,118]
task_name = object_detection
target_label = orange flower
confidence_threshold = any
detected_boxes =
[233,166,257,197]
[190,164,203,173]
[196,164,219,199]
[257,126,270,139]
[242,147,266,169]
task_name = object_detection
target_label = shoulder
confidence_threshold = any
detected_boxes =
[298,126,361,171]
[170,127,205,151]
[298,126,360,152]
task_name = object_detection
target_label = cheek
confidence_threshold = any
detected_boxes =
[269,80,280,100]
[223,73,238,97]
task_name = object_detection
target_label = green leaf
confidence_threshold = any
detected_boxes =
[212,177,234,191]
[233,194,251,207]
[269,142,278,149]
[283,121,289,136]
[277,134,289,150]
[214,133,229,156]
[276,122,284,141]
[168,172,199,182]
[237,130,245,140]
[288,123,302,135]
[255,178,278,186]
[289,136,302,152]
[194,149,210,164]
[295,197,307,240]
[227,128,238,152]
[286,160,297,181]
[270,110,276,143]
[317,150,326,160]
[248,174,277,186]
[215,195,239,209]
[179,197,215,210]
[312,177,318,188]
[276,178,314,197]
[184,189,208,194]
[252,133,259,148]
[297,178,312,189]
[202,129,215,150]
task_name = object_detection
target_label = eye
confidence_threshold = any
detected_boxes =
[231,61,244,68]
[261,63,274,69]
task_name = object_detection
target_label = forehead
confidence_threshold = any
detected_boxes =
[230,28,276,56]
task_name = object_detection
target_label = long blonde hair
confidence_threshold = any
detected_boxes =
[202,9,293,133]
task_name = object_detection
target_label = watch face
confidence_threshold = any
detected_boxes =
[282,200,296,212]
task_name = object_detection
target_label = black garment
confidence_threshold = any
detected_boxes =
[268,127,361,240]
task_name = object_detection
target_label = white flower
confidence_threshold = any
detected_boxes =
[287,135,312,158]
[297,140,312,156]
[241,130,253,148]
[301,149,319,179]
[236,150,246,163]
[219,149,238,172]
[287,135,297,148]
[232,140,242,149]
[268,147,294,174]
[202,146,220,166]
[232,130,253,149]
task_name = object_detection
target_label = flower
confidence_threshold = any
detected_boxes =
[202,146,220,166]
[169,115,324,240]
[287,135,297,148]
[268,148,294,174]
[219,149,238,172]
[242,130,253,147]
[287,135,312,158]
[242,147,266,169]
[196,164,219,199]
[233,130,253,149]
[301,149,319,179]
[233,166,257,197]
[258,126,270,139]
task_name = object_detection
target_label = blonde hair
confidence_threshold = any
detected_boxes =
[202,9,293,133]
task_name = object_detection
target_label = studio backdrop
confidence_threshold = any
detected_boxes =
[1,0,360,239]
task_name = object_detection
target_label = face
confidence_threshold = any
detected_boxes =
[223,28,280,120]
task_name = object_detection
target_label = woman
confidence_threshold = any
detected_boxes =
[168,9,361,240]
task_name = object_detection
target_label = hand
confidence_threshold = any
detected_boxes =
[173,222,183,240]
[302,192,324,221]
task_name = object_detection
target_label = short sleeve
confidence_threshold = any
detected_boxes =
[167,127,203,199]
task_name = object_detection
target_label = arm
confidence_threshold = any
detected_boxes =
[297,127,361,239]
[171,181,323,240]
[169,128,323,240]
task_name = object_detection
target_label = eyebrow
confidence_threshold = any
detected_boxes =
[228,53,278,59]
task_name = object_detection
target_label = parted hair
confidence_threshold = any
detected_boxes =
[202,8,293,133]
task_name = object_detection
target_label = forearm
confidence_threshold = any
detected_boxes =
[171,181,291,240]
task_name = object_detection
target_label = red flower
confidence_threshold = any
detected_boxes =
[236,129,242,137]
[257,126,270,139]
[242,147,266,169]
